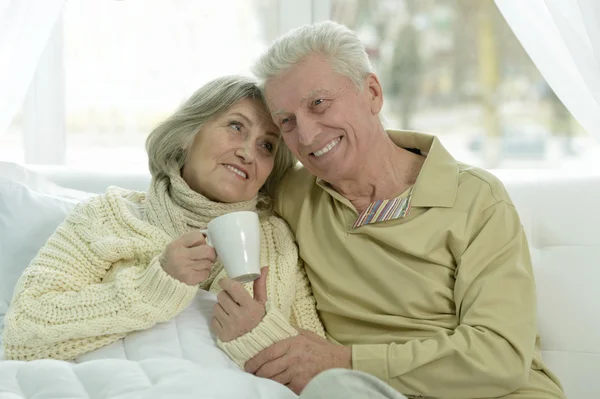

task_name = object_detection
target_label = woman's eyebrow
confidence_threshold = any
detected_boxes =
[265,131,280,139]
[228,112,252,127]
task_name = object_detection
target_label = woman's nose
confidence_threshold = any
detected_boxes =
[235,146,255,163]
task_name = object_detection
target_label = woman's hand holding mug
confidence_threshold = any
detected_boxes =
[160,231,217,286]
[212,267,269,342]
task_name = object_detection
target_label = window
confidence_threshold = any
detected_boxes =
[62,0,278,170]
[1,0,280,170]
[3,0,597,171]
[331,0,598,169]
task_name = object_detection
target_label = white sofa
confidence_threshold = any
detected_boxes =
[2,164,599,398]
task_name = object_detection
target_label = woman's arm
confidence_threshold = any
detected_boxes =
[213,216,325,367]
[288,260,326,339]
[3,197,198,361]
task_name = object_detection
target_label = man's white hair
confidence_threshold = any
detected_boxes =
[252,21,374,91]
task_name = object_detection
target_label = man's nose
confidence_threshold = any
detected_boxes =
[296,115,322,147]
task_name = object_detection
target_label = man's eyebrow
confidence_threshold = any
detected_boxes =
[301,88,328,102]
[271,88,330,117]
[271,109,287,117]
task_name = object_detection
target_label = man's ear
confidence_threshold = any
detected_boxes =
[365,73,384,115]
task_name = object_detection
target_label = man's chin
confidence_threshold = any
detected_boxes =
[303,160,346,184]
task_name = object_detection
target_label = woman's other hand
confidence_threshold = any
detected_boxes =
[160,231,217,285]
[212,267,269,342]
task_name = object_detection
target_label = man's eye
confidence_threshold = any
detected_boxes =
[228,121,242,131]
[313,99,324,106]
[278,116,295,132]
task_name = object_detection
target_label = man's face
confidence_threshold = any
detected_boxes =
[264,54,383,184]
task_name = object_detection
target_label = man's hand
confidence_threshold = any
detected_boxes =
[211,267,269,342]
[245,329,352,394]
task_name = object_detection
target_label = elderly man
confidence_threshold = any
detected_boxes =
[242,21,565,399]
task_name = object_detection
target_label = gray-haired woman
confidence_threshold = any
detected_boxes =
[3,75,325,367]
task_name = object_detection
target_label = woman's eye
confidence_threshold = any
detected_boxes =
[280,117,290,125]
[261,142,274,153]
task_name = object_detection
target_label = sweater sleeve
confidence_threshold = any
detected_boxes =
[217,301,300,368]
[216,217,325,367]
[352,202,537,398]
[288,260,326,339]
[216,262,326,368]
[2,199,198,361]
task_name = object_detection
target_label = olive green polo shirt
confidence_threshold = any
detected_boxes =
[276,130,565,399]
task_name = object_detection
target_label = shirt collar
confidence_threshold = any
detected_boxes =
[316,130,459,209]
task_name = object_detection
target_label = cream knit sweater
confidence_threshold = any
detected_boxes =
[3,173,325,365]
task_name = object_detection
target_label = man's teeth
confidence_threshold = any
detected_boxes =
[313,137,341,157]
[226,165,247,178]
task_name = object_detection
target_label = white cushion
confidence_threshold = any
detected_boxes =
[498,172,600,399]
[26,164,151,194]
[0,162,93,332]
[0,163,233,372]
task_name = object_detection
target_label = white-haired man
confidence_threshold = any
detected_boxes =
[244,21,565,399]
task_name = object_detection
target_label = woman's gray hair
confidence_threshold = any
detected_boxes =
[252,21,374,91]
[145,75,295,212]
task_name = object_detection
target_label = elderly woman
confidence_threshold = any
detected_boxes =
[2,76,324,367]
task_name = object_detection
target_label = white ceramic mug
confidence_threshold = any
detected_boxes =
[200,211,261,283]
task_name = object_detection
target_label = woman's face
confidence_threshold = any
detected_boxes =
[181,98,280,203]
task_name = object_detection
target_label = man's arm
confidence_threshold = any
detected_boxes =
[274,163,312,226]
[352,201,536,398]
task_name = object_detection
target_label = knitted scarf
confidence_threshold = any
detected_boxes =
[143,172,259,239]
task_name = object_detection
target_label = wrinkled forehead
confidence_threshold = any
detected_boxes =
[264,56,353,115]
[253,105,280,133]
[258,113,280,135]
[263,59,323,109]
[265,80,326,116]
[264,78,294,113]
[229,98,279,134]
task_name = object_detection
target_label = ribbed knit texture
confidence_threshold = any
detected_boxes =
[3,173,324,365]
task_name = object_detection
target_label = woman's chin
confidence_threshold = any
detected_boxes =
[206,187,254,204]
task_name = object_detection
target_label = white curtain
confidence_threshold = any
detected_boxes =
[0,0,65,134]
[495,0,600,143]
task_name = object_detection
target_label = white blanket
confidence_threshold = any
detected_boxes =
[0,291,297,399]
